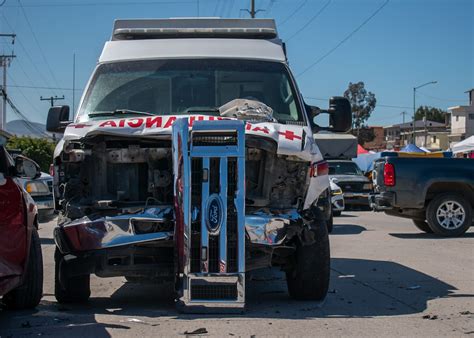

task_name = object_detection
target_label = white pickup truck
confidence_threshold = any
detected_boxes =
[46,18,351,312]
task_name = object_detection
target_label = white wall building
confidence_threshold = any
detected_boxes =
[448,89,474,146]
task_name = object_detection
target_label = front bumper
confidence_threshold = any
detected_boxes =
[343,192,371,206]
[33,195,54,211]
[54,207,309,254]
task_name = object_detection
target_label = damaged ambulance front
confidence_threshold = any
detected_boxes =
[46,18,351,311]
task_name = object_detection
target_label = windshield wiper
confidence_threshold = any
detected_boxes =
[183,107,220,114]
[88,109,154,117]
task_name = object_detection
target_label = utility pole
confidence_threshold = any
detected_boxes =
[412,81,437,146]
[0,33,16,131]
[241,0,262,18]
[401,111,407,124]
[40,95,65,107]
[72,53,76,120]
[250,0,256,18]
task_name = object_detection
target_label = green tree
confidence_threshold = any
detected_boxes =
[356,126,375,146]
[343,81,377,144]
[6,136,55,172]
[414,106,446,123]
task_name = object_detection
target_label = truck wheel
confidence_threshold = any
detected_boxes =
[54,248,90,303]
[412,220,433,233]
[286,216,330,301]
[3,228,43,309]
[426,193,472,237]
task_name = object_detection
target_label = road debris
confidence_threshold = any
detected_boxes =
[184,327,208,335]
[422,314,438,320]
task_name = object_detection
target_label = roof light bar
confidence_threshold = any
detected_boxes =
[112,18,278,41]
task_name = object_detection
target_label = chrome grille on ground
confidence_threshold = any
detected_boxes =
[172,118,245,313]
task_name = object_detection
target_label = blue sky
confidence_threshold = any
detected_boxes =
[1,0,472,126]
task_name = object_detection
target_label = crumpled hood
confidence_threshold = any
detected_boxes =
[57,114,328,210]
[60,114,322,162]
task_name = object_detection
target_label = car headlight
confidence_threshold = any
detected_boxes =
[332,188,343,195]
[363,183,373,191]
[25,181,50,196]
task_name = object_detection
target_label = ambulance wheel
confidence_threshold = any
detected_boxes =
[54,248,90,303]
[286,213,330,301]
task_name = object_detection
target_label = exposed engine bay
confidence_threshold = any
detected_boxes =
[56,135,310,220]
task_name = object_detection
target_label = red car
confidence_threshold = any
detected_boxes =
[0,145,43,309]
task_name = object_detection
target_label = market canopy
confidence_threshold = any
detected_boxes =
[452,136,474,154]
[353,152,381,173]
[357,144,369,155]
[400,144,426,153]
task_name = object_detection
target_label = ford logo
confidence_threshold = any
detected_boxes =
[205,194,223,234]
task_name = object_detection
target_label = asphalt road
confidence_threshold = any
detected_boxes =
[1,212,473,337]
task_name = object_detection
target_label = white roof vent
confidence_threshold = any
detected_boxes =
[112,18,278,40]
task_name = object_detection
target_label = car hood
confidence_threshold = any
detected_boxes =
[56,114,329,210]
[58,114,321,162]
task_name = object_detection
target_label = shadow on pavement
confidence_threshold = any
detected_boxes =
[0,258,463,336]
[335,213,358,218]
[390,232,474,239]
[0,303,122,337]
[40,237,56,245]
[331,224,367,235]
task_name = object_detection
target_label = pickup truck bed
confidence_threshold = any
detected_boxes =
[370,157,474,237]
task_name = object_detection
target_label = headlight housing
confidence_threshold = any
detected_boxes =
[25,180,50,196]
[331,188,343,195]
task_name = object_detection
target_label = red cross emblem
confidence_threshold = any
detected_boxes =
[278,130,302,141]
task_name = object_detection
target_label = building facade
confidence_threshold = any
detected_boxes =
[363,126,386,151]
[384,120,447,150]
[448,89,474,146]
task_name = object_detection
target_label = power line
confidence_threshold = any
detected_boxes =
[226,0,236,17]
[296,0,390,77]
[279,0,308,26]
[213,0,221,16]
[1,12,59,96]
[11,59,43,98]
[9,84,82,91]
[1,90,53,139]
[416,91,464,102]
[263,0,275,18]
[17,0,62,91]
[4,0,194,7]
[285,0,331,42]
[7,74,43,116]
[304,96,411,109]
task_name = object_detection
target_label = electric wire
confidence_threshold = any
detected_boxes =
[1,12,59,96]
[1,90,53,139]
[296,0,390,77]
[4,1,194,7]
[285,0,331,42]
[17,0,62,92]
[279,0,308,26]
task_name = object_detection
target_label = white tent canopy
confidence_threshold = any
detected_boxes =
[452,135,474,154]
